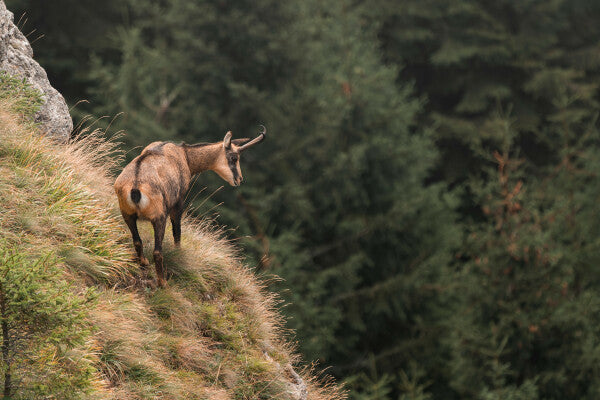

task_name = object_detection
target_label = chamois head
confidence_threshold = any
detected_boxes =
[215,125,266,187]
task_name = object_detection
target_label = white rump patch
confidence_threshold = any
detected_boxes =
[127,190,149,209]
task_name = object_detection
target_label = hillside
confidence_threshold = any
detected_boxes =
[0,76,343,399]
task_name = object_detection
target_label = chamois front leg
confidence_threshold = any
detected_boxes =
[122,213,149,267]
[152,216,168,288]
[170,202,184,247]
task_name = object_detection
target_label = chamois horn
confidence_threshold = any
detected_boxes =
[238,125,266,151]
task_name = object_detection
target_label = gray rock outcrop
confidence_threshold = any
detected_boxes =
[0,0,72,142]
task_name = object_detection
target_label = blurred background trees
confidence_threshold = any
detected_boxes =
[6,0,600,398]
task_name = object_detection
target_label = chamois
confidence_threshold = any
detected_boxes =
[115,127,266,287]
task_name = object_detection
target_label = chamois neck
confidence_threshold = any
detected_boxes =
[183,143,222,175]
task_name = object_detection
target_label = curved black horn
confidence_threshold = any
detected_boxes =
[238,125,266,151]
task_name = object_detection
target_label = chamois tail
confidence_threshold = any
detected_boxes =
[130,188,142,204]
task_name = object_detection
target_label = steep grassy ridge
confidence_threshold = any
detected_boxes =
[0,91,342,398]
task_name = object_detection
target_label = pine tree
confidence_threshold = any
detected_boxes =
[445,72,600,399]
[242,1,460,396]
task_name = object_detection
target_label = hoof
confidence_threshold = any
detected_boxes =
[157,278,168,288]
[139,256,150,267]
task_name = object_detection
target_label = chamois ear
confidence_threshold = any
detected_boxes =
[223,131,232,149]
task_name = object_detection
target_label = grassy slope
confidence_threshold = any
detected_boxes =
[0,103,343,400]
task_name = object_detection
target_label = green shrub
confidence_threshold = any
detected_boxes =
[0,242,95,399]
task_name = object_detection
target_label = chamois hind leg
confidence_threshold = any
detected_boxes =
[170,202,183,247]
[122,212,149,267]
[152,216,168,288]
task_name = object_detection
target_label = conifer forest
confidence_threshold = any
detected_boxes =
[8,0,600,398]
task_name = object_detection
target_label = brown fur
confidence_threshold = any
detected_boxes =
[114,131,263,287]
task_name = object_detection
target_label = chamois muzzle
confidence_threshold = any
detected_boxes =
[238,125,266,151]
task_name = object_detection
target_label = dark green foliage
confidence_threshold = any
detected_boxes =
[359,0,600,398]
[358,0,600,186]
[87,0,294,149]
[252,2,460,392]
[446,115,600,399]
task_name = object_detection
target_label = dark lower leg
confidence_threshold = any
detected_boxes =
[152,217,168,287]
[123,213,148,266]
[153,251,165,287]
[170,208,183,247]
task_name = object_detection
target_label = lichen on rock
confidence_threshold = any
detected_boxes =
[0,0,72,142]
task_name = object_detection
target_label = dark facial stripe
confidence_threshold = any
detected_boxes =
[229,159,239,182]
[227,153,240,183]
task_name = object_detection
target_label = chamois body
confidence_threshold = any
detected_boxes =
[115,128,265,287]
[116,141,192,221]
